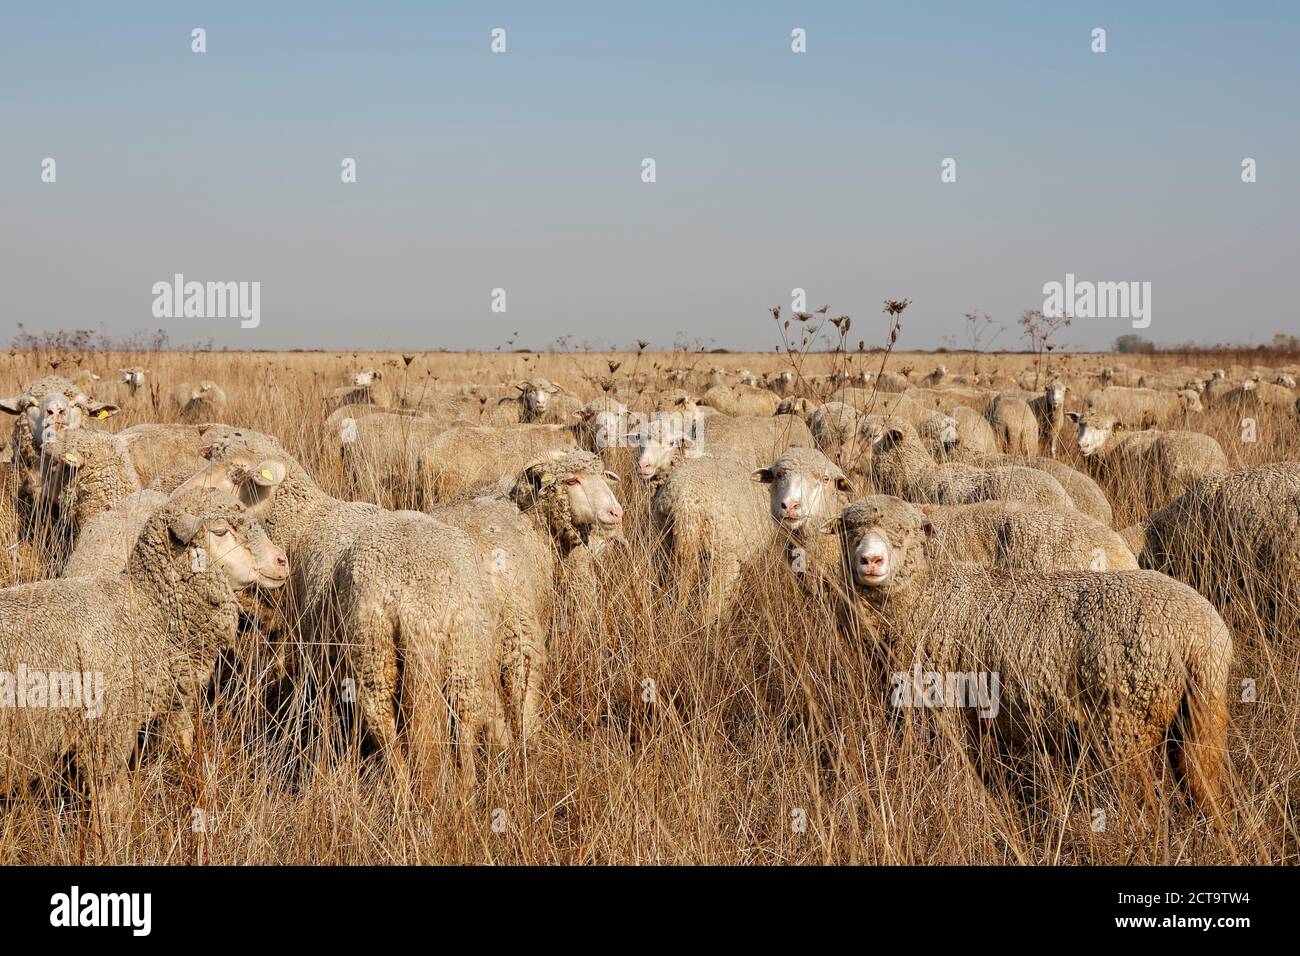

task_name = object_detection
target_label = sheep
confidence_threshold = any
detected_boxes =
[0,487,289,812]
[419,423,580,504]
[60,490,169,578]
[340,412,462,505]
[1027,380,1068,458]
[942,406,1000,460]
[919,365,947,387]
[764,370,796,395]
[513,377,581,424]
[177,381,228,423]
[632,413,813,482]
[700,384,781,417]
[197,426,508,791]
[426,450,624,742]
[969,453,1113,527]
[866,425,1074,510]
[63,456,290,578]
[820,495,1233,811]
[115,423,214,486]
[917,500,1137,572]
[1068,409,1228,502]
[101,367,151,408]
[774,395,817,420]
[35,428,142,567]
[1,375,120,535]
[752,446,856,591]
[325,368,392,412]
[1274,374,1297,389]
[572,395,630,460]
[1215,381,1295,412]
[917,413,959,460]
[984,393,1040,456]
[650,446,775,622]
[874,371,911,392]
[1084,386,1201,427]
[1121,463,1300,627]
[808,401,864,471]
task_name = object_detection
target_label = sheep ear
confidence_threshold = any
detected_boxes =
[515,381,529,392]
[921,520,935,538]
[602,470,621,484]
[169,511,205,546]
[835,476,856,494]
[1114,421,1127,432]
[574,409,590,421]
[251,460,286,487]
[818,516,843,535]
[887,428,904,443]
[86,401,119,421]
[372,370,383,380]
[1066,411,1081,423]
[0,396,25,415]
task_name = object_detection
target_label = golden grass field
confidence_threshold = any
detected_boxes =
[1,346,1297,865]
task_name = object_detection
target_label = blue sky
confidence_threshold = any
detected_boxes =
[2,1,1296,350]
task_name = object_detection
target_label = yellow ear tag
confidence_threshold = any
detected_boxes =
[62,453,79,465]
[261,469,274,480]
[541,472,555,486]
[96,410,109,419]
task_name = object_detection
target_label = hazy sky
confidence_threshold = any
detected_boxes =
[2,2,1296,351]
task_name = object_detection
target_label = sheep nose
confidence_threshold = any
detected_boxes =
[781,499,801,516]
[275,553,288,568]
[638,462,655,477]
[860,554,884,571]
[604,504,624,524]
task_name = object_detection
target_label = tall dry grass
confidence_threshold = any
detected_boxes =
[0,348,1297,864]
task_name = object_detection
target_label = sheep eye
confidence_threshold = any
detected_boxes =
[213,527,230,537]
[562,476,581,486]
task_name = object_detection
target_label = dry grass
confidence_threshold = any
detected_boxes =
[1,347,1297,864]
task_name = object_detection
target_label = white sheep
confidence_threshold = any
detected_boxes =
[984,392,1040,456]
[1068,409,1228,501]
[0,488,288,814]
[198,427,525,791]
[866,424,1074,510]
[821,495,1233,812]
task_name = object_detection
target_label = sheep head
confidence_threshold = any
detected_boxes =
[0,375,119,453]
[1067,409,1125,456]
[820,495,933,594]
[511,448,623,551]
[144,487,289,592]
[753,447,854,532]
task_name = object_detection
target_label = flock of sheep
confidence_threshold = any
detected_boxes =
[1,354,1298,835]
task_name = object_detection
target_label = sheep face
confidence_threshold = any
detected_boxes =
[1067,411,1122,456]
[1,380,119,452]
[753,450,853,531]
[1046,381,1067,408]
[168,493,289,590]
[630,419,685,479]
[559,470,624,530]
[821,496,932,593]
[515,451,625,540]
[352,368,381,387]
[516,378,559,416]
